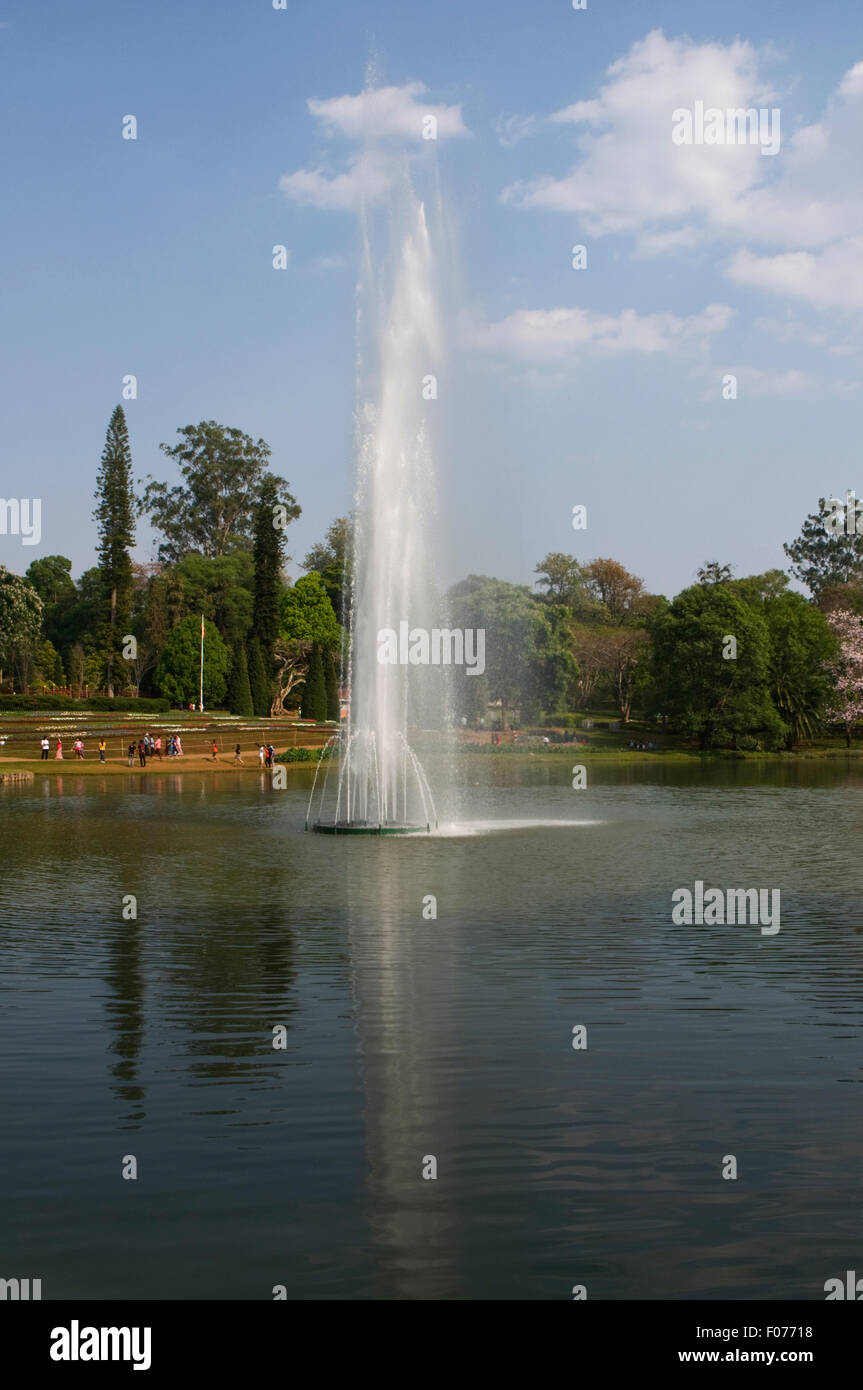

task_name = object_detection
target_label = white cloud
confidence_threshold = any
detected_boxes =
[467,300,733,362]
[280,151,396,211]
[307,82,466,142]
[727,239,863,311]
[280,82,468,210]
[503,30,776,242]
[501,31,863,294]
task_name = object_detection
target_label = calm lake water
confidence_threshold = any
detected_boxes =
[1,758,861,1300]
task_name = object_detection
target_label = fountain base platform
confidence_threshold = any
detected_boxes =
[309,820,432,836]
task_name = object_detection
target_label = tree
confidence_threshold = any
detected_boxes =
[584,558,646,624]
[534,553,597,619]
[226,641,254,716]
[34,639,65,689]
[303,515,353,625]
[247,635,270,718]
[0,567,43,687]
[94,405,136,696]
[697,560,734,585]
[280,572,341,646]
[825,609,863,747]
[166,552,255,648]
[252,476,289,676]
[270,573,342,717]
[301,644,327,721]
[645,584,782,750]
[325,649,339,721]
[139,421,297,563]
[154,614,229,707]
[762,589,836,749]
[25,555,75,606]
[784,497,863,597]
[448,575,573,729]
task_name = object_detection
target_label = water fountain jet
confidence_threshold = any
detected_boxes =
[308,187,446,836]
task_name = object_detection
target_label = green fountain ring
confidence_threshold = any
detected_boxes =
[309,820,432,836]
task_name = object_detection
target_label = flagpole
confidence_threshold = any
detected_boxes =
[199,614,205,713]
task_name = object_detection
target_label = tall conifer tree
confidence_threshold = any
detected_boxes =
[253,476,290,679]
[94,405,135,696]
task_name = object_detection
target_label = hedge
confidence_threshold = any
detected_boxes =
[274,745,335,763]
[0,695,170,713]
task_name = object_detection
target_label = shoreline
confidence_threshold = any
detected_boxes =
[1,745,859,778]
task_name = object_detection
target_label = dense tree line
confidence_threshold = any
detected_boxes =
[0,407,343,717]
[0,406,861,747]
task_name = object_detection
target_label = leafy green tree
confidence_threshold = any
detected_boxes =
[226,641,254,716]
[94,405,136,695]
[534,553,600,621]
[167,552,254,648]
[247,634,270,717]
[784,497,863,596]
[301,644,327,721]
[303,515,353,624]
[25,555,75,606]
[448,575,573,728]
[24,555,77,658]
[763,591,837,749]
[269,573,341,716]
[139,421,298,562]
[154,613,229,707]
[279,572,341,647]
[0,567,43,687]
[34,638,65,688]
[646,584,782,750]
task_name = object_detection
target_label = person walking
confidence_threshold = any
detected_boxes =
[40,736,50,760]
[55,737,63,760]
[154,735,162,761]
[74,738,84,760]
[234,743,244,764]
[175,735,183,757]
[211,739,218,761]
[98,739,106,763]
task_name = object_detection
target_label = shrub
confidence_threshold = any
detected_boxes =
[274,744,336,763]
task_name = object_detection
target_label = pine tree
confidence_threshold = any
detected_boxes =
[325,647,339,721]
[253,476,289,681]
[94,405,136,696]
[227,641,253,716]
[302,643,327,721]
[247,634,271,717]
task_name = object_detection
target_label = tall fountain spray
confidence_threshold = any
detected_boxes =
[309,189,446,834]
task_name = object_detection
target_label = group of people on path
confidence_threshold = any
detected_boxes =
[38,732,283,767]
[40,733,184,764]
[128,734,183,766]
[211,741,275,768]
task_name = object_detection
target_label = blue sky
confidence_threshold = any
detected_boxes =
[1,0,860,598]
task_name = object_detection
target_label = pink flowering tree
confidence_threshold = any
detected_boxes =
[826,609,863,747]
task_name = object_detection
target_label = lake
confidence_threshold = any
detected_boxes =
[1,757,860,1299]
